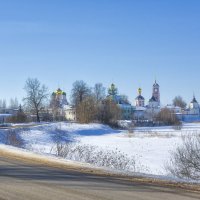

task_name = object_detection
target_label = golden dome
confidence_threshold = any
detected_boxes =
[138,88,142,95]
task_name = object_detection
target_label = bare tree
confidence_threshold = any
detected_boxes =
[155,108,181,126]
[120,95,129,104]
[167,135,200,180]
[50,97,63,121]
[99,99,122,127]
[6,105,27,123]
[0,99,7,113]
[9,98,19,109]
[0,100,2,108]
[93,83,106,103]
[23,78,49,122]
[76,96,97,123]
[70,81,122,125]
[9,98,15,109]
[173,96,187,109]
[2,99,7,109]
[71,80,91,106]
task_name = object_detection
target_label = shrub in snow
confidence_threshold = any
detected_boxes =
[167,135,200,180]
[53,143,136,171]
[6,110,28,123]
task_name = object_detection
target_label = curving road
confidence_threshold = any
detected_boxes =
[0,157,200,200]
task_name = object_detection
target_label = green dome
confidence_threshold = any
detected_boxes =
[108,83,118,96]
[52,88,67,96]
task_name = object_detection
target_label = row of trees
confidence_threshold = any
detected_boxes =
[172,96,187,109]
[3,78,188,125]
[21,78,121,126]
[71,81,121,126]
[155,108,181,126]
[0,98,19,111]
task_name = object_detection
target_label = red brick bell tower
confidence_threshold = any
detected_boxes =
[152,80,160,104]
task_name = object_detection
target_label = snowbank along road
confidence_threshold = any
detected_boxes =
[0,152,200,200]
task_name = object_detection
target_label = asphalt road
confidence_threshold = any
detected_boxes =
[0,157,199,200]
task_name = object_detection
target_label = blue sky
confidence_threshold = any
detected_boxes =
[0,0,200,105]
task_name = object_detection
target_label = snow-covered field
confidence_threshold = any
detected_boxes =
[1,122,200,179]
[79,124,200,175]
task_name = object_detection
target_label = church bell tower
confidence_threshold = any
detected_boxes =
[152,80,160,104]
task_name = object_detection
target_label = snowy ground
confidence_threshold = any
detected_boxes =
[1,122,200,179]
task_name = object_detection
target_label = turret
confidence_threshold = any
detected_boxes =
[51,88,68,107]
[190,95,199,109]
[108,83,118,96]
[135,88,145,107]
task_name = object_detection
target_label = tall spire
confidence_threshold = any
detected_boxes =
[192,93,198,103]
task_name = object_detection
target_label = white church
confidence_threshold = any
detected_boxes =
[50,82,200,123]
[133,80,161,121]
[133,80,200,122]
